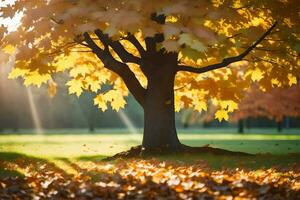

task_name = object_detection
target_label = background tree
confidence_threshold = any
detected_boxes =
[231,83,300,133]
[1,0,299,153]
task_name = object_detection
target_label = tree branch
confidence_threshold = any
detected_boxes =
[151,13,166,25]
[177,21,278,73]
[94,29,141,64]
[125,34,146,57]
[82,32,146,107]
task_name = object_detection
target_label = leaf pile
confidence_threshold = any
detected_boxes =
[1,158,300,199]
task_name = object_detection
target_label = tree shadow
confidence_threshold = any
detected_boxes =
[76,154,107,162]
[0,152,70,178]
[154,153,300,171]
[77,142,299,172]
[76,150,300,171]
[0,152,72,199]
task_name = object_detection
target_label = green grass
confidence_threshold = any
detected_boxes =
[0,131,300,172]
[1,132,300,157]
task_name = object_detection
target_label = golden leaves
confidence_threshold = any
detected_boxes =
[69,65,91,77]
[214,100,238,122]
[215,109,229,121]
[8,69,51,87]
[94,90,127,112]
[8,68,29,79]
[2,45,15,54]
[2,157,299,199]
[47,80,57,98]
[94,94,108,111]
[246,68,265,82]
[66,79,83,97]
[1,0,299,121]
[103,90,126,111]
[194,101,207,112]
[23,72,51,87]
[85,76,101,92]
[288,74,297,86]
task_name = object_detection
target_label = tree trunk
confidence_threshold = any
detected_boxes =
[238,119,244,134]
[142,64,181,153]
[277,121,282,132]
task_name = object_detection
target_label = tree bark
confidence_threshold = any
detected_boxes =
[141,57,181,153]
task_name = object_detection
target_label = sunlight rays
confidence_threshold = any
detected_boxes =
[117,110,139,135]
[1,51,44,134]
[26,87,43,135]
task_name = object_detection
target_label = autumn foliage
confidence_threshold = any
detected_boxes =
[231,84,300,123]
[1,0,300,151]
[0,0,299,120]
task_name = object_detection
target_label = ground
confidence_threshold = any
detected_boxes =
[0,129,300,199]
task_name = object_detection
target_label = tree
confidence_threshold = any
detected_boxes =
[1,0,299,153]
[231,84,300,132]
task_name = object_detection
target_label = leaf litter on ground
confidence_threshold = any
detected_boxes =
[0,157,300,199]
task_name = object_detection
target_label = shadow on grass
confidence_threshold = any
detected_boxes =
[76,155,107,162]
[154,153,300,171]
[74,151,300,171]
[0,169,23,179]
[0,152,70,178]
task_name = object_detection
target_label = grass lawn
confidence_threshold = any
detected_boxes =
[0,131,300,171]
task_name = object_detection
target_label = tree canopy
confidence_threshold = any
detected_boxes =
[1,0,299,121]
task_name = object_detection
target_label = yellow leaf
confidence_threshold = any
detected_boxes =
[227,101,238,112]
[48,80,57,98]
[219,100,238,112]
[66,79,83,96]
[215,110,229,122]
[85,76,101,92]
[174,94,181,112]
[288,74,297,86]
[103,90,119,102]
[23,71,51,87]
[111,96,126,111]
[8,68,29,79]
[251,68,264,82]
[2,45,15,54]
[194,101,207,112]
[103,90,126,111]
[69,65,90,77]
[94,95,108,111]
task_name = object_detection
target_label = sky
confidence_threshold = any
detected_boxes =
[0,0,22,32]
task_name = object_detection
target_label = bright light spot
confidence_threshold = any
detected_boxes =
[0,0,22,32]
[117,110,139,135]
[26,87,44,135]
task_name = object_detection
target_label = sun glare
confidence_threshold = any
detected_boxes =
[118,110,139,135]
[0,0,22,32]
[26,87,44,135]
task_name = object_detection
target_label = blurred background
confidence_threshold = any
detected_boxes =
[1,65,299,135]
